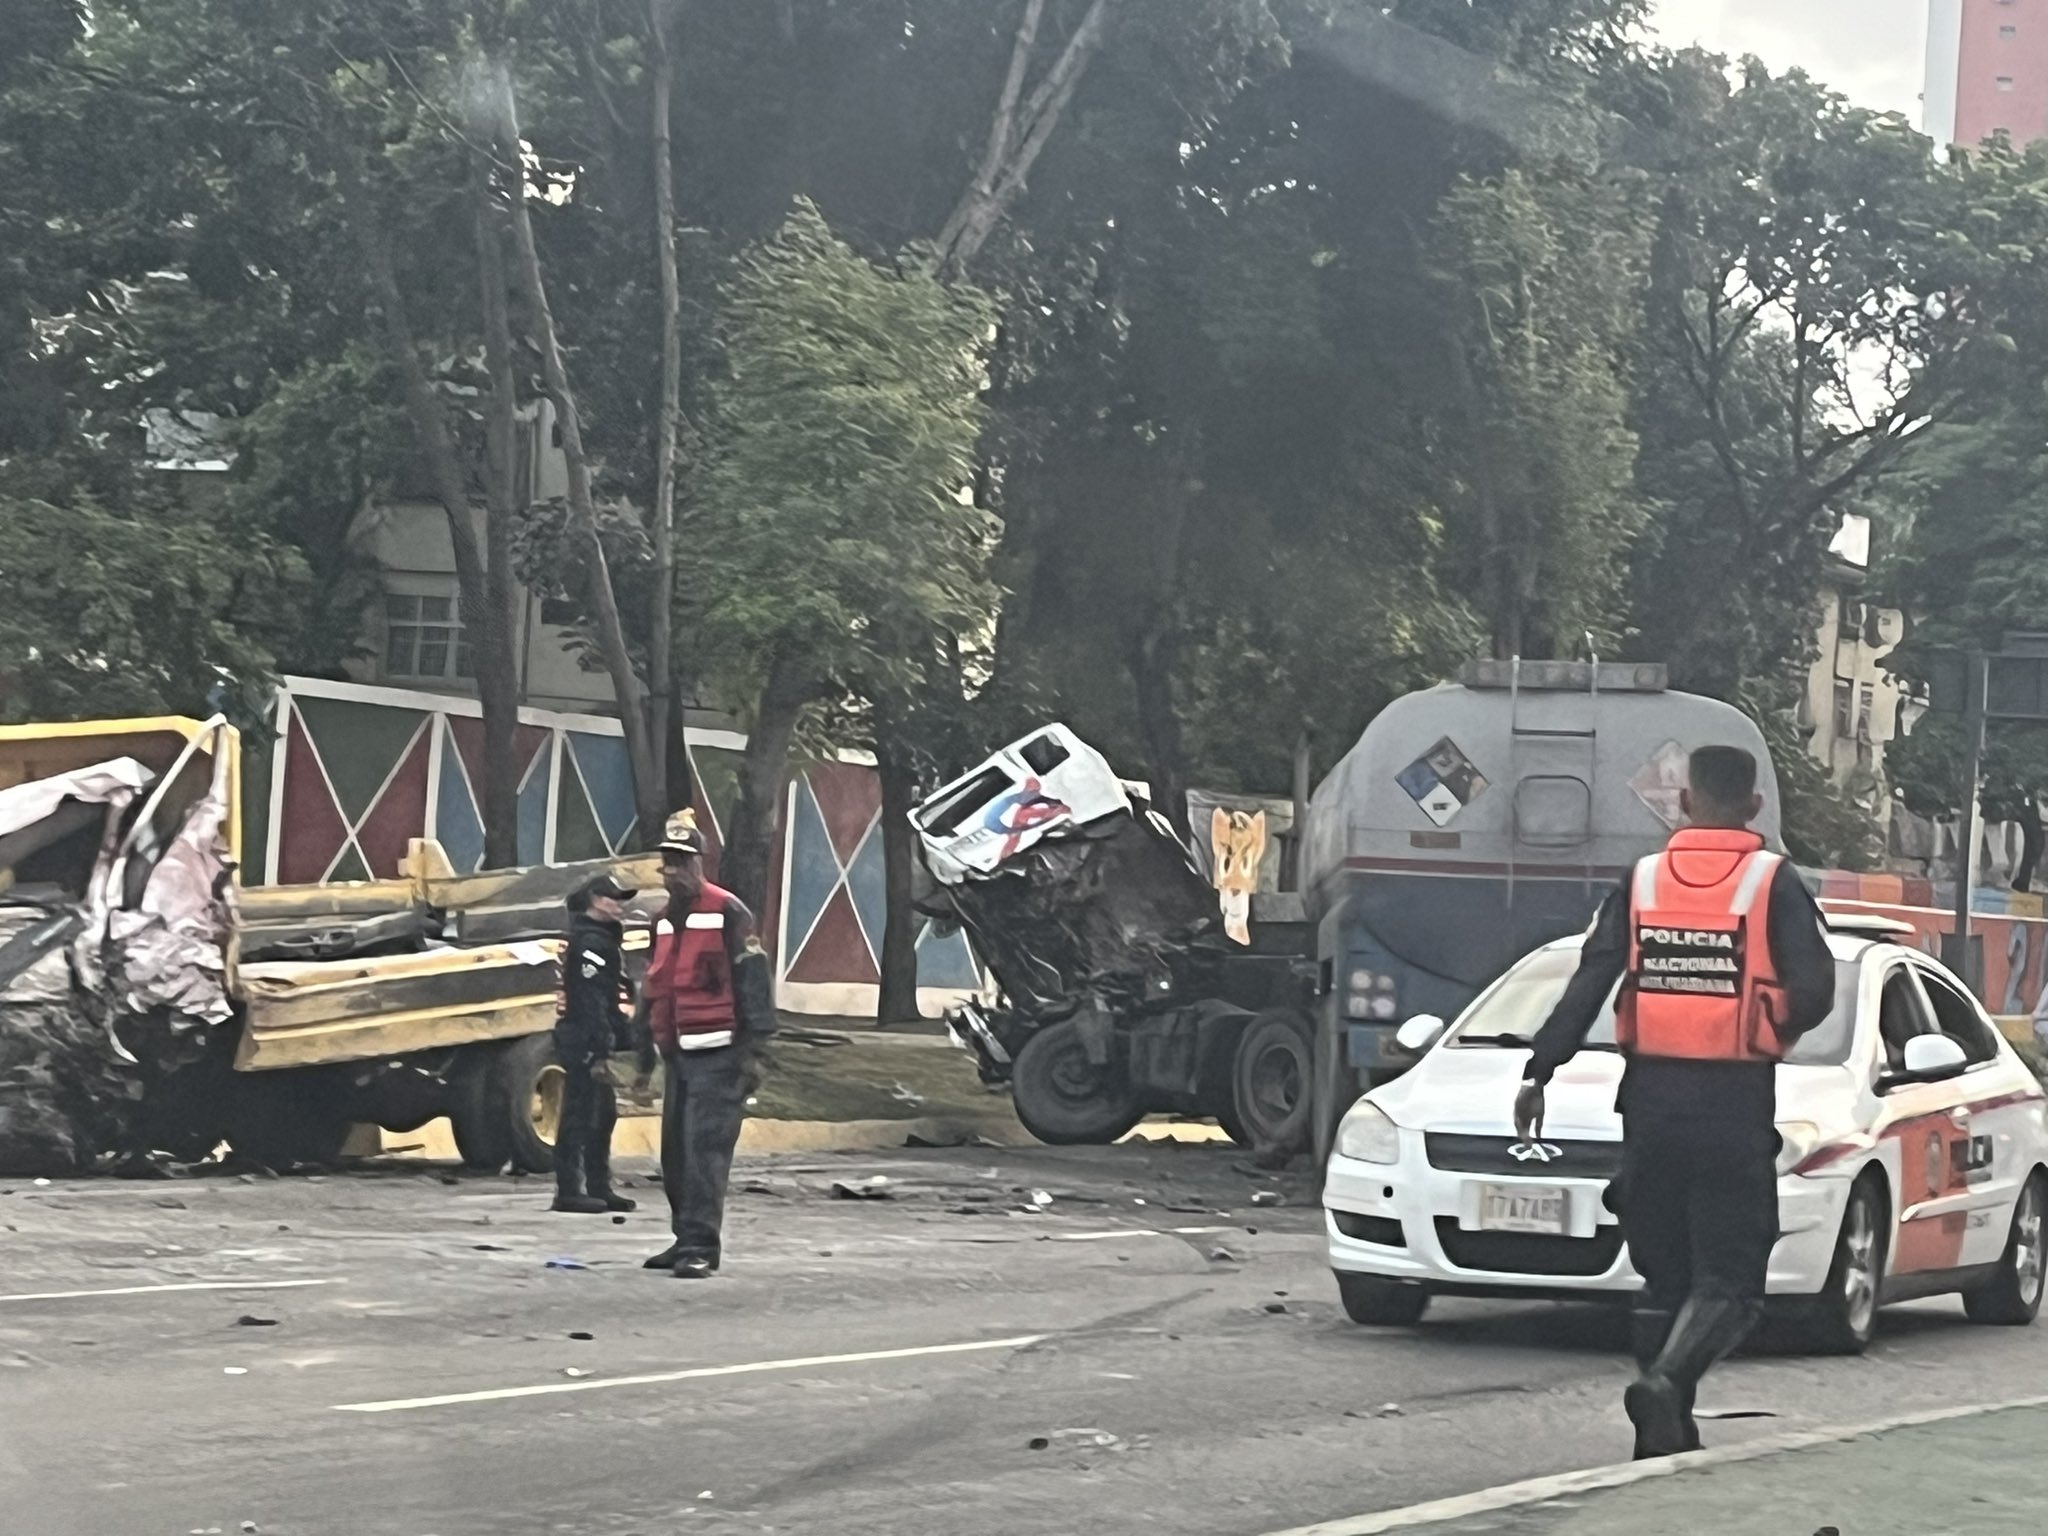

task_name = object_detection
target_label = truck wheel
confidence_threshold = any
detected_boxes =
[1011,1020,1144,1145]
[449,1047,515,1172]
[1336,1272,1430,1326]
[1232,1009,1315,1157]
[491,1033,565,1175]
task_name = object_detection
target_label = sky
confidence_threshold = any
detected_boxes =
[1647,0,1928,120]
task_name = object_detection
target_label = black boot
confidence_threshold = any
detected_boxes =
[551,1146,607,1215]
[642,1243,684,1269]
[585,1142,637,1212]
[1624,1295,1754,1458]
[1626,1307,1700,1457]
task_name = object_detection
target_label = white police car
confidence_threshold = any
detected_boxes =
[1323,921,2048,1352]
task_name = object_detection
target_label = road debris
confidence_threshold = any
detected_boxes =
[831,1177,895,1200]
[1029,1189,1053,1206]
[561,1367,591,1378]
[1250,1191,1283,1207]
[472,1243,510,1252]
[1262,1301,1288,1314]
[1208,1247,1239,1263]
[234,1316,277,1328]
[543,1256,589,1270]
[568,1331,594,1341]
[223,1366,248,1375]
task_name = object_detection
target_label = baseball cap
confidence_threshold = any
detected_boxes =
[659,808,705,856]
[569,872,637,911]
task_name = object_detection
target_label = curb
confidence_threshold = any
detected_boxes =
[1257,1392,2048,1536]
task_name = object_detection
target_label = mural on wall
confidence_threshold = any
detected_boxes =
[779,760,982,995]
[262,677,977,1006]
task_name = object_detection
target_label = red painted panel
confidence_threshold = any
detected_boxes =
[354,727,432,878]
[805,761,881,866]
[447,715,549,798]
[785,885,880,986]
[276,708,350,885]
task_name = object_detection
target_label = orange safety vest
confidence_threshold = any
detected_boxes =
[1616,827,1790,1063]
[645,881,740,1050]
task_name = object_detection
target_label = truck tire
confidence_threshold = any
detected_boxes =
[1231,1009,1315,1157]
[449,1046,516,1172]
[1011,1020,1144,1146]
[491,1033,565,1175]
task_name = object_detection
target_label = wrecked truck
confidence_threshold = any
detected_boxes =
[0,714,657,1175]
[912,725,1319,1153]
[916,665,1787,1163]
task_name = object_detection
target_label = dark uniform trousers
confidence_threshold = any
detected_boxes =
[661,1045,750,1262]
[1617,1114,1779,1313]
[555,1058,620,1196]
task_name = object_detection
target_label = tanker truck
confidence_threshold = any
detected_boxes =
[914,661,1788,1159]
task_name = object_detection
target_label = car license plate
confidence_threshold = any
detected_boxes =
[1479,1184,1568,1235]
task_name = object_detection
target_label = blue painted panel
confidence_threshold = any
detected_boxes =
[568,732,637,851]
[915,921,981,990]
[435,738,486,874]
[842,817,886,964]
[782,778,841,955]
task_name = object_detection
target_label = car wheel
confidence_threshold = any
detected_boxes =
[1965,1172,2047,1326]
[1010,1020,1144,1146]
[1231,1009,1316,1158]
[1799,1176,1887,1355]
[1335,1272,1430,1327]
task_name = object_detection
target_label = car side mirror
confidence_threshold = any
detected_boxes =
[1882,1033,1970,1090]
[1393,1014,1447,1056]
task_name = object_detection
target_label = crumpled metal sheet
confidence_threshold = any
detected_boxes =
[0,906,131,1174]
[102,739,234,1027]
[0,757,153,845]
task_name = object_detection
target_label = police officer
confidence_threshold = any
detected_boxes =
[634,812,776,1278]
[1513,746,1836,1459]
[550,874,638,1216]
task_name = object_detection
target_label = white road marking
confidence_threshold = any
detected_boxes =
[335,1332,1048,1414]
[1259,1392,2048,1535]
[0,1278,336,1304]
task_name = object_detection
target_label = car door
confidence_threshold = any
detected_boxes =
[1908,960,2042,1268]
[1872,963,1979,1278]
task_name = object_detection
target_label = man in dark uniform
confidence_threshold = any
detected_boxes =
[550,874,638,1215]
[635,811,777,1278]
[1514,746,1836,1458]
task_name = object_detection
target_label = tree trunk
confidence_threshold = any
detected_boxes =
[721,652,809,917]
[488,68,666,845]
[874,701,923,1024]
[930,0,1112,278]
[647,0,683,822]
[340,159,522,867]
[1128,621,1189,839]
[2018,797,2043,895]
[471,150,526,868]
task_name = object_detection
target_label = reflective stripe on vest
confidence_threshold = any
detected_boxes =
[1618,831,1790,1063]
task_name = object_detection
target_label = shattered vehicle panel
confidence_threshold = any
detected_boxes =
[912,724,1135,885]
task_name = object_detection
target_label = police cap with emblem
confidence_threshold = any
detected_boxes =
[659,807,705,857]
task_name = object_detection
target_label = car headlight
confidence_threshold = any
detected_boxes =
[1336,1102,1401,1164]
[1775,1120,1822,1177]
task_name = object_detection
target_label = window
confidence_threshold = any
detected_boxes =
[1914,966,2002,1064]
[1878,968,1935,1070]
[1856,683,1875,742]
[384,592,473,681]
[1833,679,1855,738]
[1997,75,2017,91]
[2001,24,2019,37]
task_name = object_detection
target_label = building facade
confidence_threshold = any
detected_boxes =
[1926,0,2048,147]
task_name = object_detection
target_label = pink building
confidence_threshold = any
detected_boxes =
[1927,0,2048,146]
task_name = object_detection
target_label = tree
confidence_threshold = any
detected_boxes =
[1427,166,1651,658]
[686,202,994,913]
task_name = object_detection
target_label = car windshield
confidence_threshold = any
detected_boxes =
[1444,949,1862,1067]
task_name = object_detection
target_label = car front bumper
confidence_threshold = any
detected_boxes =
[1324,1136,1849,1299]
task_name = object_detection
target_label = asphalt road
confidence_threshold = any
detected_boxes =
[3,1142,2045,1536]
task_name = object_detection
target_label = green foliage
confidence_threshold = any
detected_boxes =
[0,468,302,721]
[687,201,996,706]
[1428,166,1650,657]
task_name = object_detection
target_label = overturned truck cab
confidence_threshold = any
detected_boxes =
[912,726,1317,1154]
